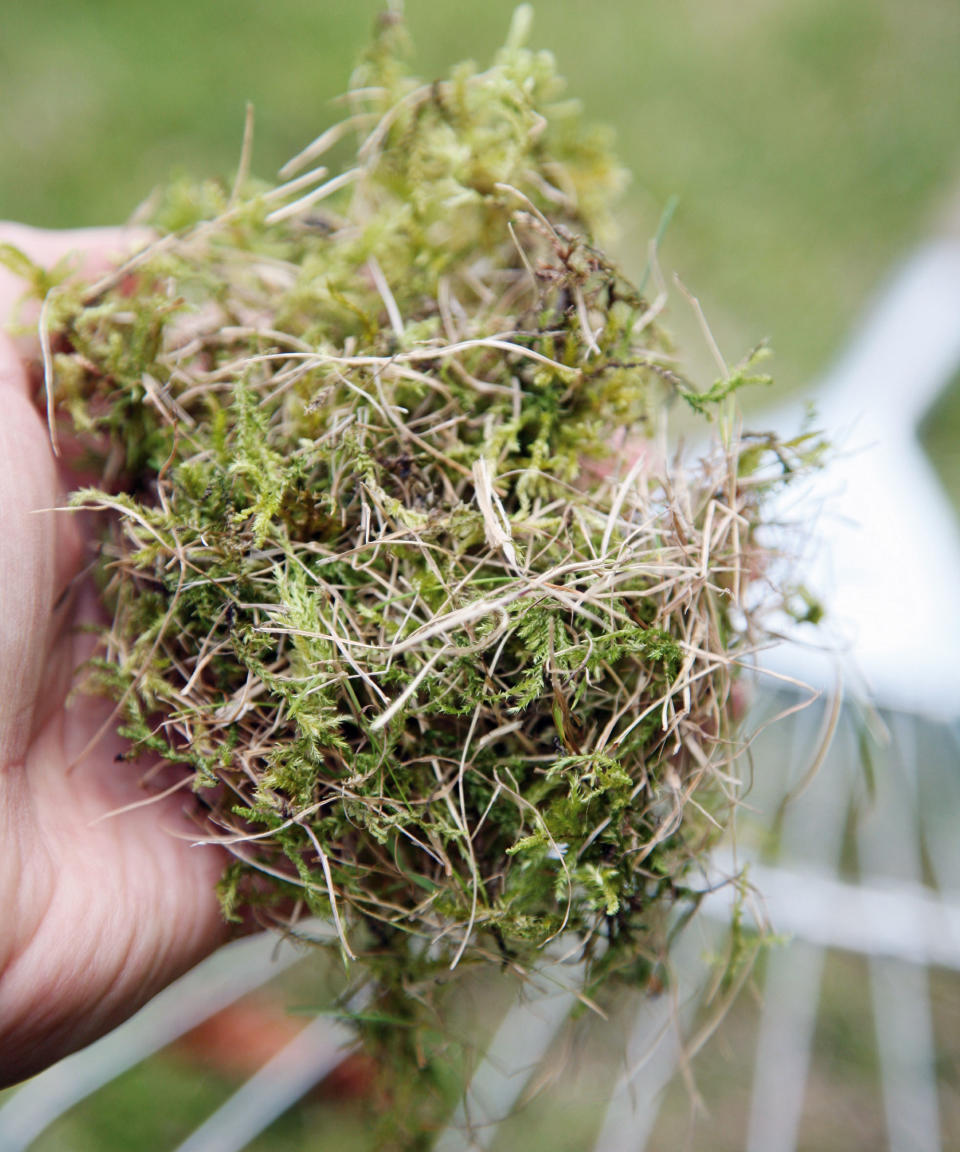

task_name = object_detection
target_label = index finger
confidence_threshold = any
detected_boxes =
[0,223,152,355]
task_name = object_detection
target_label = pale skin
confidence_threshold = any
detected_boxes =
[0,224,228,1088]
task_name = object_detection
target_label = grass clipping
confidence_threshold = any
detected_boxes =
[36,12,814,992]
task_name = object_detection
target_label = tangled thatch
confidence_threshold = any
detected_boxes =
[25,9,817,1003]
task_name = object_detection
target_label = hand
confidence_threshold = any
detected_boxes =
[0,224,227,1088]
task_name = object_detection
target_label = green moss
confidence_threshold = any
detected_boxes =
[15,7,822,1136]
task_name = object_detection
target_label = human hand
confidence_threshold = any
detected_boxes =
[0,224,227,1087]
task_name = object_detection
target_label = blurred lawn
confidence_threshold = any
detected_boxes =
[3,0,960,396]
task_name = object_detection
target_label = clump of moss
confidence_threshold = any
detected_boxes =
[15,4,818,1119]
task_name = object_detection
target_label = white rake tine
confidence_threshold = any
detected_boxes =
[868,959,941,1152]
[745,701,854,1152]
[748,939,827,1152]
[591,916,724,1152]
[0,933,304,1152]
[433,963,583,1152]
[918,716,960,896]
[704,856,960,971]
[172,1012,356,1152]
[858,713,941,1152]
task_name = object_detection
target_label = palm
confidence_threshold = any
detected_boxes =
[0,226,226,1087]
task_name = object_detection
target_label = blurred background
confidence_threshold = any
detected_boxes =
[4,0,959,399]
[2,1,960,1149]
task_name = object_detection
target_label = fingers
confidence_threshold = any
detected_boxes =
[0,225,147,768]
[0,377,64,769]
[0,223,153,363]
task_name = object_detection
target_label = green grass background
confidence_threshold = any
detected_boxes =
[3,0,960,397]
